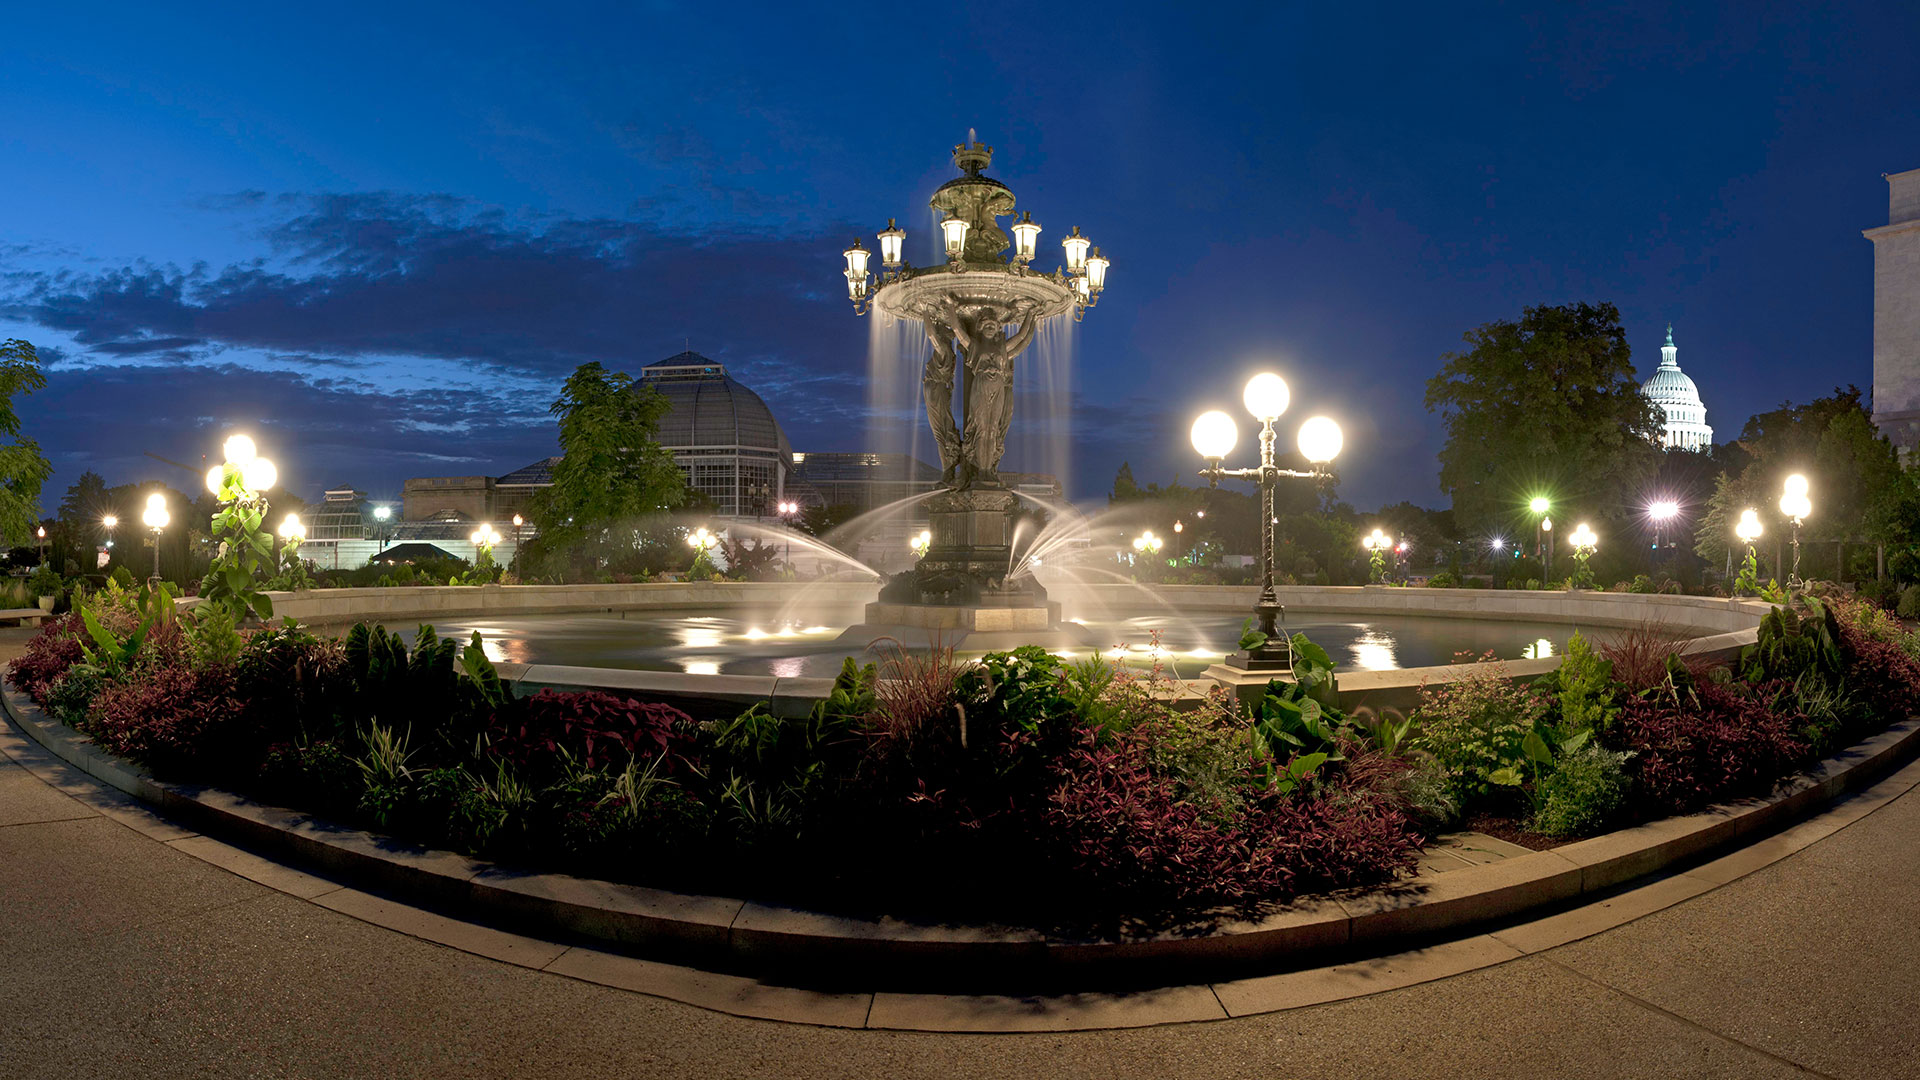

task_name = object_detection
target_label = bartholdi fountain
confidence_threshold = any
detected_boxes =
[835,134,1110,648]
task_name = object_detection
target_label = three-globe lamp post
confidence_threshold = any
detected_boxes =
[777,500,799,568]
[1362,528,1393,584]
[911,529,932,559]
[1735,508,1763,596]
[1569,522,1599,589]
[1779,474,1812,591]
[1190,372,1343,671]
[141,493,169,585]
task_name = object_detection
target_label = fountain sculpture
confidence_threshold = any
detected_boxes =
[839,134,1109,644]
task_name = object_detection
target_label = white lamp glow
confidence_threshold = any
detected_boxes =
[1011,212,1040,262]
[242,457,277,493]
[1736,508,1763,543]
[222,434,256,466]
[877,220,905,268]
[1784,473,1809,497]
[940,213,969,260]
[1085,247,1109,292]
[1189,410,1238,460]
[1062,226,1089,271]
[1242,372,1290,421]
[205,464,227,495]
[1297,415,1343,463]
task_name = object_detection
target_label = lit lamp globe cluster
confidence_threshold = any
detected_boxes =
[469,523,500,551]
[911,529,932,558]
[1131,530,1163,558]
[1735,508,1764,546]
[278,513,305,543]
[687,526,716,554]
[205,435,277,499]
[1189,371,1344,672]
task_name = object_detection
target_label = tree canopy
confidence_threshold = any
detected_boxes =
[0,340,53,546]
[1425,302,1661,534]
[523,362,686,577]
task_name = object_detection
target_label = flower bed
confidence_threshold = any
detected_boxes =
[10,580,1916,928]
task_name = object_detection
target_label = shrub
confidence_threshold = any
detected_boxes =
[492,689,698,783]
[1426,570,1459,589]
[259,740,365,817]
[43,664,105,726]
[1530,744,1633,836]
[1601,622,1697,693]
[27,565,61,597]
[90,664,241,773]
[7,614,88,703]
[1897,585,1920,621]
[955,645,1070,737]
[1608,674,1806,816]
[1413,655,1549,801]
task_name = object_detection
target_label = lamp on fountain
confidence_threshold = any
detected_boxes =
[1190,373,1343,672]
[1779,474,1812,591]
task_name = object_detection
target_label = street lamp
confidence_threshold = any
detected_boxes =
[35,524,46,567]
[372,504,392,549]
[1735,508,1763,596]
[1779,474,1812,590]
[1648,499,1679,550]
[141,493,169,585]
[1569,522,1598,589]
[1362,529,1393,584]
[205,434,278,501]
[776,500,799,568]
[1131,530,1163,558]
[1191,373,1342,671]
[102,514,118,551]
[1527,496,1552,577]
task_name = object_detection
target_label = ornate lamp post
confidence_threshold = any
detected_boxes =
[140,493,169,585]
[1779,474,1812,591]
[843,133,1108,623]
[1734,508,1763,596]
[1190,373,1343,671]
[35,524,46,568]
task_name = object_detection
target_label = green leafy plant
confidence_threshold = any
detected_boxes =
[955,646,1068,736]
[76,598,155,680]
[1553,632,1619,736]
[1237,616,1268,651]
[187,602,245,668]
[1735,549,1761,598]
[27,564,61,597]
[201,464,277,621]
[1529,743,1634,836]
[1740,601,1843,690]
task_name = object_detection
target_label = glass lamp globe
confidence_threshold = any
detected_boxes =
[1190,410,1238,459]
[1529,496,1550,514]
[205,464,227,495]
[242,457,277,493]
[1736,509,1763,543]
[1242,372,1290,422]
[1784,473,1809,497]
[1011,213,1040,262]
[940,214,969,259]
[1297,416,1343,463]
[1062,226,1089,272]
[842,239,869,279]
[1085,247,1109,292]
[280,514,303,540]
[877,220,905,268]
[223,434,257,466]
[374,505,391,521]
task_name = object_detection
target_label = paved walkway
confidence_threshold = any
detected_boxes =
[3,638,1919,1077]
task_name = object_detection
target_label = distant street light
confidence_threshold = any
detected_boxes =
[777,500,799,568]
[1648,499,1680,549]
[1363,528,1393,584]
[1569,522,1598,589]
[1735,507,1763,596]
[1527,496,1552,576]
[35,524,45,567]
[141,493,169,585]
[372,504,392,549]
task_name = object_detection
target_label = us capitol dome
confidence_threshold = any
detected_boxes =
[1641,324,1712,451]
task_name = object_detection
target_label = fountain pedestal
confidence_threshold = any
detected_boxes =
[836,487,1094,651]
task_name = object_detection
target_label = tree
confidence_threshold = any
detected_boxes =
[0,340,54,546]
[523,363,686,578]
[1425,303,1662,534]
[1110,462,1141,502]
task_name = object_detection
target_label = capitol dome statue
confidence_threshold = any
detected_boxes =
[1642,324,1713,451]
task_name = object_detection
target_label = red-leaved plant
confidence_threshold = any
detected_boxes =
[486,689,696,779]
[89,664,241,773]
[1608,676,1807,816]
[6,613,86,704]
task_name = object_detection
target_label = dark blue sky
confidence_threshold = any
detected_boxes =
[3,2,1916,509]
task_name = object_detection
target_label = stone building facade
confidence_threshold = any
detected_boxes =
[1868,167,1920,452]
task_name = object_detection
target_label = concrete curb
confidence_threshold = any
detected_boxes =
[7,680,1918,992]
